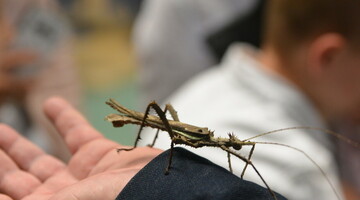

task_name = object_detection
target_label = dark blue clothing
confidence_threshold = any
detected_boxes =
[116,147,286,200]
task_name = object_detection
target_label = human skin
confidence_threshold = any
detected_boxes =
[0,97,162,200]
[261,33,360,121]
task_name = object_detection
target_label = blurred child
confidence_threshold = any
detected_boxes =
[139,0,360,199]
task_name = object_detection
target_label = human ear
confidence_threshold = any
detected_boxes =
[308,33,345,74]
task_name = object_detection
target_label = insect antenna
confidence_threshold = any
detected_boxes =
[254,141,341,200]
[243,126,360,149]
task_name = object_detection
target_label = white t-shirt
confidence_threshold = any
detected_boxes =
[134,0,259,103]
[138,44,343,200]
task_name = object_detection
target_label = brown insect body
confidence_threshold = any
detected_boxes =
[105,98,360,200]
[105,98,274,199]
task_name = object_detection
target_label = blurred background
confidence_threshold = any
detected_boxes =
[1,1,359,199]
[0,0,144,160]
[67,0,141,145]
[0,0,262,157]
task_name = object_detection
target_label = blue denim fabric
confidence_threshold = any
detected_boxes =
[116,147,286,200]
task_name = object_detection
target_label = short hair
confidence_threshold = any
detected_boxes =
[263,0,360,54]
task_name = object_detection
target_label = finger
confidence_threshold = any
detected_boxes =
[43,97,103,154]
[0,150,41,199]
[0,124,65,182]
[0,194,13,200]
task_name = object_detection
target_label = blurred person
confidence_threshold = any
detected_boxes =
[334,119,360,200]
[0,0,81,161]
[0,97,287,200]
[0,18,35,105]
[138,0,360,199]
[133,0,261,104]
[111,0,143,16]
[57,0,75,11]
[206,0,266,62]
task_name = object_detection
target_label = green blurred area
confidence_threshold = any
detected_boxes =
[83,76,138,145]
[70,0,139,145]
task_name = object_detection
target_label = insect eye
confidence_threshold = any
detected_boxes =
[233,144,242,150]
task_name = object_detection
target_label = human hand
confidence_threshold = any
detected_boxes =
[0,97,162,200]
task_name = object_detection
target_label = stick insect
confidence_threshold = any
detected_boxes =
[105,98,360,200]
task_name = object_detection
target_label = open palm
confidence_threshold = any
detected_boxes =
[0,97,162,200]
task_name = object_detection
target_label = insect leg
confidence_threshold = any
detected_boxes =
[148,129,160,147]
[149,104,180,147]
[226,133,234,173]
[117,101,158,151]
[227,152,233,173]
[165,141,175,175]
[220,145,277,200]
[139,102,177,174]
[165,103,180,121]
[240,144,255,179]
